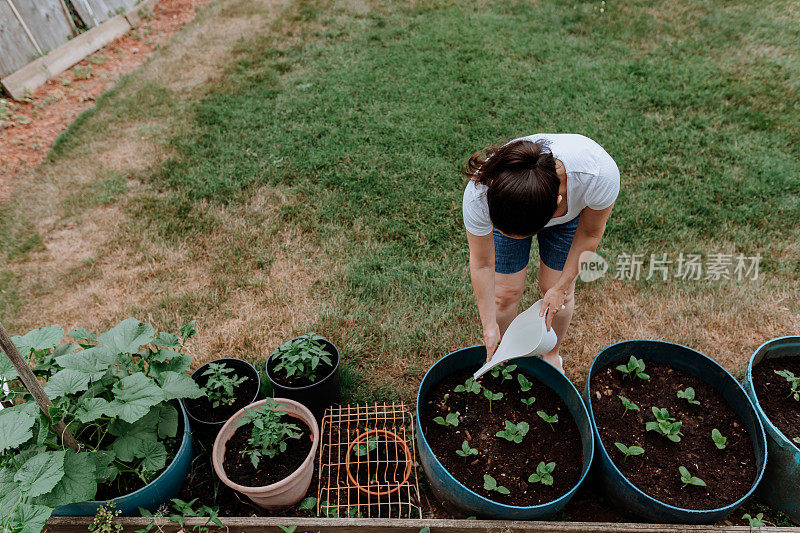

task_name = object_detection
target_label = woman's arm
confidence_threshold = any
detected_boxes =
[466,231,501,359]
[540,204,614,329]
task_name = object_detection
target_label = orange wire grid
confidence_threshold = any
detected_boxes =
[317,402,422,518]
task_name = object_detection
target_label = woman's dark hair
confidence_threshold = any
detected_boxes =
[464,139,560,237]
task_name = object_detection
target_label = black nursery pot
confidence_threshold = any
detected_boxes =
[265,337,340,421]
[181,358,261,438]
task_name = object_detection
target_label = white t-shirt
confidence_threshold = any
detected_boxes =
[462,133,620,236]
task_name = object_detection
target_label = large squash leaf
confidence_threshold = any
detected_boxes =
[14,451,66,498]
[5,503,52,533]
[75,398,118,423]
[139,440,167,472]
[97,318,154,355]
[157,371,203,400]
[0,407,36,452]
[55,346,116,381]
[35,450,97,507]
[156,403,179,439]
[0,355,18,381]
[42,369,90,399]
[110,373,165,423]
[11,326,63,354]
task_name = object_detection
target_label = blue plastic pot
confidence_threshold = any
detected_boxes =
[416,345,594,520]
[743,336,800,523]
[52,401,193,516]
[584,340,767,524]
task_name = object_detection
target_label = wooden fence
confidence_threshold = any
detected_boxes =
[0,0,140,80]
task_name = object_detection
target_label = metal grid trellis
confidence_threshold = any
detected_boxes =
[317,402,422,519]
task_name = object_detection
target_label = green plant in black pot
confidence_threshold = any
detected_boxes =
[201,362,248,408]
[271,333,333,384]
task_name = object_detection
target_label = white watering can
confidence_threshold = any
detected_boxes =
[473,299,558,380]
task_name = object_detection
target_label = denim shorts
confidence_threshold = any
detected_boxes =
[493,215,580,274]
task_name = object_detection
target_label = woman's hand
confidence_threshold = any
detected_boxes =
[483,322,501,361]
[540,286,567,331]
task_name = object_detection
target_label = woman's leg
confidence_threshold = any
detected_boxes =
[537,261,576,372]
[495,269,527,334]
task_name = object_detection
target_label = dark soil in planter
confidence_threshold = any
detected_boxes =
[421,365,583,506]
[223,418,313,487]
[185,368,260,423]
[591,360,756,510]
[752,355,800,443]
[348,437,409,490]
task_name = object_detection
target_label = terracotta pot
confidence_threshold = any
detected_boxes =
[211,398,319,510]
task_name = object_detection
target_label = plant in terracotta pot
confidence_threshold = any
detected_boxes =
[212,398,319,510]
[265,333,340,419]
[182,358,260,437]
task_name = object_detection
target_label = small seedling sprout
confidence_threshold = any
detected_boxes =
[433,412,460,427]
[614,442,645,461]
[743,512,773,528]
[355,435,378,456]
[521,397,536,409]
[618,395,640,417]
[711,428,727,450]
[495,420,530,443]
[528,461,556,486]
[774,370,800,401]
[483,388,503,412]
[794,437,800,446]
[677,387,700,405]
[616,356,650,381]
[646,407,683,442]
[537,410,558,431]
[491,364,517,383]
[517,373,532,392]
[483,474,510,495]
[678,466,706,488]
[454,377,481,394]
[456,440,478,460]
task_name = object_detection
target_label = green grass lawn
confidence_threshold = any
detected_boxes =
[2,0,799,403]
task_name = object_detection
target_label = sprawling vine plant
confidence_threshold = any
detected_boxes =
[0,318,204,533]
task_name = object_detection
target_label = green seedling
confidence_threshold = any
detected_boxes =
[614,442,645,461]
[618,395,640,417]
[456,440,478,460]
[517,373,532,392]
[646,407,683,442]
[491,364,517,382]
[528,461,556,486]
[483,474,510,495]
[537,410,558,431]
[616,356,650,381]
[495,420,530,443]
[454,377,481,394]
[201,362,248,408]
[235,400,303,468]
[521,397,536,409]
[277,527,296,533]
[678,466,706,488]
[433,412,460,427]
[793,437,800,446]
[677,387,700,405]
[355,435,378,456]
[711,428,727,450]
[743,512,773,528]
[483,388,503,412]
[271,333,333,383]
[774,370,800,401]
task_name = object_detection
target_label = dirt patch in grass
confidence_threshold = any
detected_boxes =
[0,0,208,201]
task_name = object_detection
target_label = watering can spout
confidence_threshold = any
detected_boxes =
[472,299,558,380]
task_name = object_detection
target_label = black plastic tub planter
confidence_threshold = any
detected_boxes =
[182,357,261,437]
[584,339,767,524]
[742,336,800,523]
[265,333,340,420]
[416,345,594,520]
